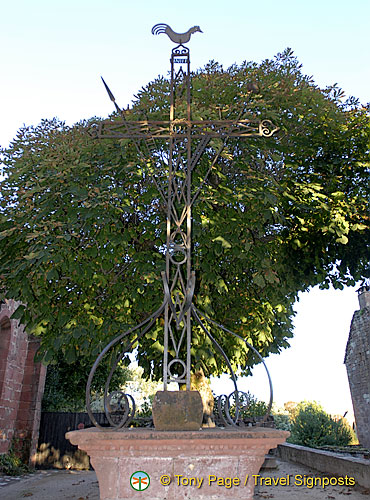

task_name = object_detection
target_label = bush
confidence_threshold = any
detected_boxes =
[215,391,269,424]
[0,447,31,476]
[42,354,134,412]
[288,401,355,448]
[271,404,292,431]
[238,391,269,419]
[272,412,291,431]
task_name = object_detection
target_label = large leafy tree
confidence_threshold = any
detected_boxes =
[0,49,369,381]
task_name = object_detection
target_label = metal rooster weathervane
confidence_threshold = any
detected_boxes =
[151,23,203,44]
[86,24,278,430]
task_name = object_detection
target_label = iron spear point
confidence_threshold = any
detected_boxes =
[101,76,122,114]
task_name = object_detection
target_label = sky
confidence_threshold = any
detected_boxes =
[1,0,369,420]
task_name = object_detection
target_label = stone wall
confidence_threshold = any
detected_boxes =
[344,289,370,449]
[0,299,46,463]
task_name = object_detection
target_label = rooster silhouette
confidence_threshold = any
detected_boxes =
[151,24,202,44]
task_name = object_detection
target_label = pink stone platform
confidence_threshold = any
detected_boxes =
[66,427,289,500]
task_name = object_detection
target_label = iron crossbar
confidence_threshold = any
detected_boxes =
[95,119,279,139]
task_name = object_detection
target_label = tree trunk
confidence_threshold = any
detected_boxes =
[179,368,215,427]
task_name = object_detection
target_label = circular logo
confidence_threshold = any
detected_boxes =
[130,471,150,491]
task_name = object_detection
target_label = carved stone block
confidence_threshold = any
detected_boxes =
[152,390,203,431]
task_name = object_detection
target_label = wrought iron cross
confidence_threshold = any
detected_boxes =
[86,25,278,429]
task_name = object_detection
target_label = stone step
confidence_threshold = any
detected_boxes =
[261,454,278,469]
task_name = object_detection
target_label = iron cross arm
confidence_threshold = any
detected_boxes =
[94,117,279,140]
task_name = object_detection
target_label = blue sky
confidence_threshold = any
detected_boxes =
[1,0,369,418]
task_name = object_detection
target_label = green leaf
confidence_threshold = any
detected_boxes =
[65,347,77,363]
[47,268,59,281]
[212,236,232,249]
[253,274,265,288]
[11,305,26,321]
[336,235,348,244]
[24,251,43,261]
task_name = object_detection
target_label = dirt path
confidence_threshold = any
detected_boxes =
[0,459,368,499]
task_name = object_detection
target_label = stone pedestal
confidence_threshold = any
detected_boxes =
[66,427,289,500]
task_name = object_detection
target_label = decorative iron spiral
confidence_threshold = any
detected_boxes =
[192,305,273,427]
[86,302,166,430]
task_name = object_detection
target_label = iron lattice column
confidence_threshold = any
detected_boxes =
[163,45,193,390]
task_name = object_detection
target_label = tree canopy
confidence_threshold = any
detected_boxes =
[0,48,369,381]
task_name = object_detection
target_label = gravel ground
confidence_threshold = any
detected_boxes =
[0,459,368,500]
[0,470,99,500]
[254,458,369,500]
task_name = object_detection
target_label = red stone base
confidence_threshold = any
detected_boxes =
[66,427,289,500]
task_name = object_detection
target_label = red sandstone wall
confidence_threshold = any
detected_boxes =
[0,300,46,462]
